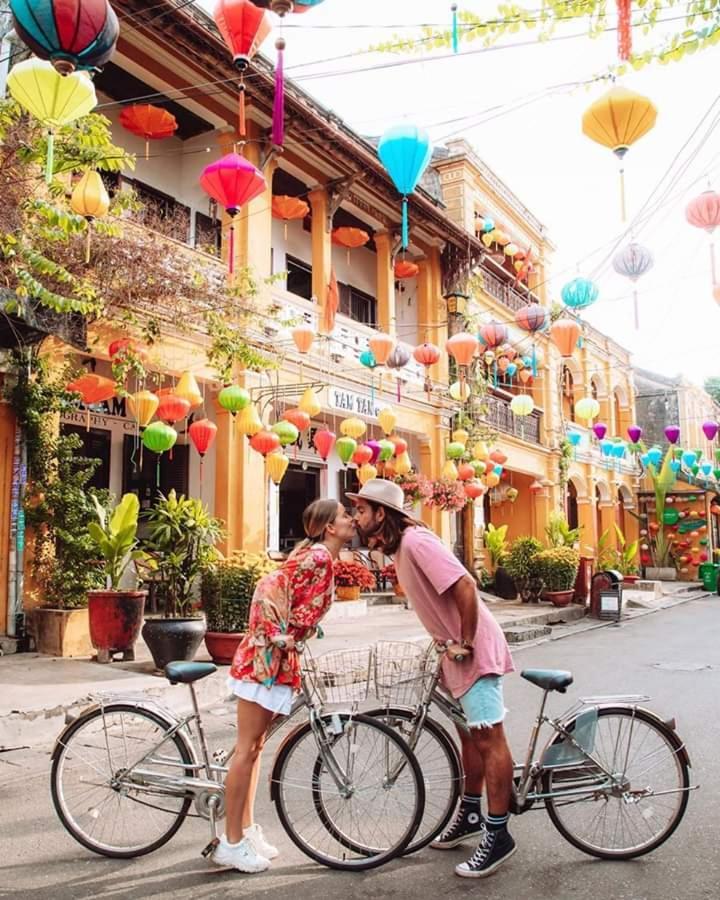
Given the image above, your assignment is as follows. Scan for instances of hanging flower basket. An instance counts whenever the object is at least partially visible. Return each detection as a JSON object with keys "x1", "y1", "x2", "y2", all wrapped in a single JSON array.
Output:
[
  {"x1": 424, "y1": 479, "x2": 467, "y2": 512},
  {"x1": 393, "y1": 474, "x2": 430, "y2": 506}
]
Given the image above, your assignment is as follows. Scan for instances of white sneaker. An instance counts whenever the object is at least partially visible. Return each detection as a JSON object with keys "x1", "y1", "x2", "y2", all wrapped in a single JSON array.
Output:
[
  {"x1": 244, "y1": 823, "x2": 279, "y2": 860},
  {"x1": 212, "y1": 835, "x2": 270, "y2": 873}
]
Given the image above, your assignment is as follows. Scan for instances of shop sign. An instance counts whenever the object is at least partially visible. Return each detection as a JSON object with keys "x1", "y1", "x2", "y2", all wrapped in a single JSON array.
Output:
[{"x1": 327, "y1": 387, "x2": 379, "y2": 420}]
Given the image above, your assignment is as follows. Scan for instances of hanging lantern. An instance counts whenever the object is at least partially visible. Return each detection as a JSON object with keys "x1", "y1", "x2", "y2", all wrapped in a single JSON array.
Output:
[
  {"x1": 627, "y1": 424, "x2": 642, "y2": 443},
  {"x1": 592, "y1": 422, "x2": 608, "y2": 440},
  {"x1": 394, "y1": 259, "x2": 419, "y2": 279},
  {"x1": 272, "y1": 420, "x2": 299, "y2": 447},
  {"x1": 582, "y1": 86, "x2": 657, "y2": 221},
  {"x1": 386, "y1": 344, "x2": 411, "y2": 370},
  {"x1": 267, "y1": 451, "x2": 290, "y2": 485},
  {"x1": 378, "y1": 407, "x2": 397, "y2": 436},
  {"x1": 142, "y1": 421, "x2": 177, "y2": 454},
  {"x1": 703, "y1": 421, "x2": 719, "y2": 441},
  {"x1": 449, "y1": 381, "x2": 471, "y2": 403},
  {"x1": 664, "y1": 425, "x2": 681, "y2": 444},
  {"x1": 299, "y1": 387, "x2": 321, "y2": 418},
  {"x1": 446, "y1": 442, "x2": 465, "y2": 460},
  {"x1": 67, "y1": 372, "x2": 115, "y2": 429},
  {"x1": 447, "y1": 331, "x2": 479, "y2": 375},
  {"x1": 515, "y1": 304, "x2": 548, "y2": 335},
  {"x1": 332, "y1": 227, "x2": 370, "y2": 264},
  {"x1": 127, "y1": 390, "x2": 159, "y2": 428},
  {"x1": 575, "y1": 397, "x2": 601, "y2": 423},
  {"x1": 119, "y1": 104, "x2": 178, "y2": 160},
  {"x1": 478, "y1": 321, "x2": 508, "y2": 350},
  {"x1": 365, "y1": 441, "x2": 382, "y2": 464},
  {"x1": 561, "y1": 277, "x2": 599, "y2": 311},
  {"x1": 200, "y1": 153, "x2": 266, "y2": 274},
  {"x1": 213, "y1": 0, "x2": 271, "y2": 136},
  {"x1": 377, "y1": 124, "x2": 433, "y2": 250},
  {"x1": 391, "y1": 436, "x2": 408, "y2": 456},
  {"x1": 174, "y1": 372, "x2": 203, "y2": 410},
  {"x1": 489, "y1": 449, "x2": 508, "y2": 466},
  {"x1": 358, "y1": 462, "x2": 378, "y2": 485},
  {"x1": 457, "y1": 463, "x2": 474, "y2": 482},
  {"x1": 452, "y1": 428, "x2": 469, "y2": 446},
  {"x1": 272, "y1": 195, "x2": 309, "y2": 238},
  {"x1": 70, "y1": 170, "x2": 109, "y2": 263},
  {"x1": 485, "y1": 472, "x2": 500, "y2": 489},
  {"x1": 413, "y1": 342, "x2": 440, "y2": 394},
  {"x1": 283, "y1": 408, "x2": 311, "y2": 432},
  {"x1": 237, "y1": 403, "x2": 262, "y2": 437},
  {"x1": 504, "y1": 242, "x2": 520, "y2": 257},
  {"x1": 218, "y1": 384, "x2": 250, "y2": 417},
  {"x1": 360, "y1": 349, "x2": 377, "y2": 370},
  {"x1": 156, "y1": 392, "x2": 191, "y2": 426},
  {"x1": 7, "y1": 59, "x2": 97, "y2": 182},
  {"x1": 510, "y1": 395, "x2": 534, "y2": 417},
  {"x1": 250, "y1": 429, "x2": 281, "y2": 456},
  {"x1": 352, "y1": 444, "x2": 373, "y2": 466},
  {"x1": 612, "y1": 242, "x2": 654, "y2": 327},
  {"x1": 395, "y1": 451, "x2": 412, "y2": 476},
  {"x1": 442, "y1": 460, "x2": 459, "y2": 481},
  {"x1": 464, "y1": 481, "x2": 485, "y2": 501},
  {"x1": 368, "y1": 332, "x2": 395, "y2": 366},
  {"x1": 550, "y1": 319, "x2": 581, "y2": 358},
  {"x1": 340, "y1": 417, "x2": 366, "y2": 440},
  {"x1": 10, "y1": 0, "x2": 119, "y2": 75},
  {"x1": 686, "y1": 190, "x2": 720, "y2": 288},
  {"x1": 313, "y1": 429, "x2": 336, "y2": 460},
  {"x1": 189, "y1": 418, "x2": 218, "y2": 457},
  {"x1": 378, "y1": 439, "x2": 395, "y2": 463},
  {"x1": 473, "y1": 442, "x2": 489, "y2": 461}
]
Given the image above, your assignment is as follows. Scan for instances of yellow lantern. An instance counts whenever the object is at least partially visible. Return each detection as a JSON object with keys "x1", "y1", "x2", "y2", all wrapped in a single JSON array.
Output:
[
  {"x1": 7, "y1": 59, "x2": 97, "y2": 183},
  {"x1": 504, "y1": 243, "x2": 520, "y2": 257},
  {"x1": 299, "y1": 387, "x2": 321, "y2": 418},
  {"x1": 175, "y1": 372, "x2": 203, "y2": 409},
  {"x1": 237, "y1": 403, "x2": 262, "y2": 437},
  {"x1": 473, "y1": 441, "x2": 489, "y2": 461},
  {"x1": 70, "y1": 171, "x2": 109, "y2": 262},
  {"x1": 494, "y1": 230, "x2": 511, "y2": 246},
  {"x1": 575, "y1": 397, "x2": 600, "y2": 423},
  {"x1": 482, "y1": 230, "x2": 496, "y2": 248},
  {"x1": 582, "y1": 86, "x2": 657, "y2": 221},
  {"x1": 442, "y1": 460, "x2": 458, "y2": 481},
  {"x1": 340, "y1": 417, "x2": 366, "y2": 440},
  {"x1": 486, "y1": 472, "x2": 500, "y2": 488},
  {"x1": 267, "y1": 451, "x2": 289, "y2": 485},
  {"x1": 127, "y1": 389, "x2": 159, "y2": 427},
  {"x1": 452, "y1": 428, "x2": 469, "y2": 446},
  {"x1": 449, "y1": 381, "x2": 471, "y2": 403},
  {"x1": 395, "y1": 451, "x2": 412, "y2": 476},
  {"x1": 358, "y1": 462, "x2": 377, "y2": 485},
  {"x1": 510, "y1": 395, "x2": 534, "y2": 417},
  {"x1": 378, "y1": 407, "x2": 397, "y2": 436}
]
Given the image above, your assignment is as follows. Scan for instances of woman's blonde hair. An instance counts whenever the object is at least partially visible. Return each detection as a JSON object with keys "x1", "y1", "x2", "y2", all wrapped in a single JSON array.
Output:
[{"x1": 289, "y1": 499, "x2": 340, "y2": 556}]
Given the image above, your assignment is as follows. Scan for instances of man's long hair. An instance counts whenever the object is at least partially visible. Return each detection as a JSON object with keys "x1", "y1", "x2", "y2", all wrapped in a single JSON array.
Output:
[{"x1": 368, "y1": 503, "x2": 427, "y2": 555}]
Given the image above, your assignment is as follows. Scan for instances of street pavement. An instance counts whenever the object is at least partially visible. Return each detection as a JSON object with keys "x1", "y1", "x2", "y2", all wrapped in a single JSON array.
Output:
[{"x1": 1, "y1": 594, "x2": 718, "y2": 900}]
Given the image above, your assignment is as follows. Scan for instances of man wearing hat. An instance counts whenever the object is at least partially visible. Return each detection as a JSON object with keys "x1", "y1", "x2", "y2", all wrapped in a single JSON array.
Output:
[{"x1": 348, "y1": 479, "x2": 516, "y2": 879}]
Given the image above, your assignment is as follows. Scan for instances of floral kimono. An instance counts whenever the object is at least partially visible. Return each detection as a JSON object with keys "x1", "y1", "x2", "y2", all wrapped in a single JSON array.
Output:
[{"x1": 229, "y1": 544, "x2": 334, "y2": 691}]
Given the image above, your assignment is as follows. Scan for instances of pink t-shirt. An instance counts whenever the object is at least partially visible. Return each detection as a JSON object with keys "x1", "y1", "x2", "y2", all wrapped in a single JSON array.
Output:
[{"x1": 394, "y1": 526, "x2": 515, "y2": 698}]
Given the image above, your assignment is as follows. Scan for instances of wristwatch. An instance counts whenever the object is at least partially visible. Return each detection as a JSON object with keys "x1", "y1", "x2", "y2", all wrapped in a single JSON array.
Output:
[{"x1": 460, "y1": 640, "x2": 474, "y2": 651}]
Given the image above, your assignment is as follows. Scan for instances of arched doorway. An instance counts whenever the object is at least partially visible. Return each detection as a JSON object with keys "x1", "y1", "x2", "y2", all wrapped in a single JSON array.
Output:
[
  {"x1": 562, "y1": 366, "x2": 575, "y2": 423},
  {"x1": 595, "y1": 485, "x2": 603, "y2": 543},
  {"x1": 566, "y1": 480, "x2": 579, "y2": 530}
]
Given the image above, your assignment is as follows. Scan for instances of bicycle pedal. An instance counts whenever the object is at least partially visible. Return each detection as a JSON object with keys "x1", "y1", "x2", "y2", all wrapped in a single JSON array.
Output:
[{"x1": 201, "y1": 838, "x2": 219, "y2": 858}]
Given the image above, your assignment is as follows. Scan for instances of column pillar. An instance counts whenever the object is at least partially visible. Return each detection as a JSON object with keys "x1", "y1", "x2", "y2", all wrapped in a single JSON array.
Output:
[
  {"x1": 531, "y1": 485, "x2": 552, "y2": 542},
  {"x1": 598, "y1": 501, "x2": 616, "y2": 546},
  {"x1": 237, "y1": 136, "x2": 274, "y2": 281},
  {"x1": 308, "y1": 187, "x2": 332, "y2": 331},
  {"x1": 428, "y1": 246, "x2": 449, "y2": 385},
  {"x1": 576, "y1": 497, "x2": 596, "y2": 558},
  {"x1": 418, "y1": 441, "x2": 436, "y2": 531},
  {"x1": 0, "y1": 403, "x2": 15, "y2": 636},
  {"x1": 374, "y1": 231, "x2": 396, "y2": 336}
]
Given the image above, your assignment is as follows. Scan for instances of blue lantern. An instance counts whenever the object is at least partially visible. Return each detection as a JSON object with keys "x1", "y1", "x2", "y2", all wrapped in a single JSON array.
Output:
[
  {"x1": 561, "y1": 277, "x2": 599, "y2": 311},
  {"x1": 493, "y1": 464, "x2": 503, "y2": 476},
  {"x1": 600, "y1": 439, "x2": 614, "y2": 457},
  {"x1": 506, "y1": 362, "x2": 517, "y2": 377},
  {"x1": 646, "y1": 447, "x2": 663, "y2": 467},
  {"x1": 567, "y1": 431, "x2": 582, "y2": 447},
  {"x1": 359, "y1": 350, "x2": 376, "y2": 369},
  {"x1": 701, "y1": 461, "x2": 713, "y2": 476},
  {"x1": 640, "y1": 453, "x2": 651, "y2": 467},
  {"x1": 482, "y1": 216, "x2": 495, "y2": 233},
  {"x1": 10, "y1": 0, "x2": 119, "y2": 75},
  {"x1": 612, "y1": 442, "x2": 626, "y2": 458},
  {"x1": 682, "y1": 450, "x2": 697, "y2": 468},
  {"x1": 378, "y1": 124, "x2": 433, "y2": 249},
  {"x1": 670, "y1": 460, "x2": 681, "y2": 473}
]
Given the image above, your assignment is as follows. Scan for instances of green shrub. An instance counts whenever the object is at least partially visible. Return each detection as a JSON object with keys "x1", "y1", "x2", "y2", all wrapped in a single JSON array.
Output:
[
  {"x1": 531, "y1": 547, "x2": 580, "y2": 592},
  {"x1": 202, "y1": 552, "x2": 278, "y2": 633},
  {"x1": 505, "y1": 536, "x2": 543, "y2": 581}
]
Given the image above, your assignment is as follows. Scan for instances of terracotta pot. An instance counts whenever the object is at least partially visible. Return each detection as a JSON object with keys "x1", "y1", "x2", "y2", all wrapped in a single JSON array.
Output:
[
  {"x1": 142, "y1": 617, "x2": 206, "y2": 670},
  {"x1": 544, "y1": 589, "x2": 574, "y2": 608},
  {"x1": 88, "y1": 590, "x2": 146, "y2": 663},
  {"x1": 622, "y1": 574, "x2": 639, "y2": 584},
  {"x1": 336, "y1": 585, "x2": 361, "y2": 602},
  {"x1": 205, "y1": 631, "x2": 244, "y2": 666}
]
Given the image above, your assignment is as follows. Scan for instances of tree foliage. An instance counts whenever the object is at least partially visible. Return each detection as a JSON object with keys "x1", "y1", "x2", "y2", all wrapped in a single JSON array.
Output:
[{"x1": 703, "y1": 375, "x2": 720, "y2": 405}]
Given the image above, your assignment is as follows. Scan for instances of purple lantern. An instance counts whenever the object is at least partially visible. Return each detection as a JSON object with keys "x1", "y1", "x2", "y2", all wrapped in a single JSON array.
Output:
[
  {"x1": 702, "y1": 421, "x2": 719, "y2": 441},
  {"x1": 365, "y1": 440, "x2": 381, "y2": 465},
  {"x1": 592, "y1": 422, "x2": 607, "y2": 440},
  {"x1": 627, "y1": 424, "x2": 642, "y2": 444},
  {"x1": 664, "y1": 425, "x2": 681, "y2": 445}
]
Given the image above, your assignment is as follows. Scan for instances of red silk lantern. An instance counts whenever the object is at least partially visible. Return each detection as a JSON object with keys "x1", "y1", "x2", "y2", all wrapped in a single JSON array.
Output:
[
  {"x1": 188, "y1": 418, "x2": 217, "y2": 457},
  {"x1": 283, "y1": 408, "x2": 311, "y2": 431},
  {"x1": 369, "y1": 333, "x2": 395, "y2": 366},
  {"x1": 519, "y1": 369, "x2": 533, "y2": 385},
  {"x1": 446, "y1": 332, "x2": 479, "y2": 367},
  {"x1": 464, "y1": 481, "x2": 485, "y2": 500},
  {"x1": 250, "y1": 429, "x2": 281, "y2": 456},
  {"x1": 272, "y1": 195, "x2": 309, "y2": 237},
  {"x1": 394, "y1": 259, "x2": 419, "y2": 279},
  {"x1": 413, "y1": 341, "x2": 440, "y2": 394},
  {"x1": 479, "y1": 322, "x2": 508, "y2": 349},
  {"x1": 457, "y1": 463, "x2": 475, "y2": 481},
  {"x1": 119, "y1": 105, "x2": 178, "y2": 159},
  {"x1": 313, "y1": 429, "x2": 336, "y2": 460},
  {"x1": 489, "y1": 449, "x2": 508, "y2": 466},
  {"x1": 291, "y1": 324, "x2": 314, "y2": 353},
  {"x1": 391, "y1": 436, "x2": 408, "y2": 456},
  {"x1": 550, "y1": 319, "x2": 581, "y2": 357},
  {"x1": 157, "y1": 392, "x2": 190, "y2": 425},
  {"x1": 352, "y1": 444, "x2": 373, "y2": 466}
]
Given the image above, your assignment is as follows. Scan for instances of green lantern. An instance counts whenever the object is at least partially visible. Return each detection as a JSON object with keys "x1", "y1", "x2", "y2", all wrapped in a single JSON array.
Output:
[
  {"x1": 336, "y1": 435, "x2": 357, "y2": 466},
  {"x1": 662, "y1": 508, "x2": 680, "y2": 525},
  {"x1": 673, "y1": 448, "x2": 684, "y2": 460},
  {"x1": 218, "y1": 385, "x2": 250, "y2": 417},
  {"x1": 142, "y1": 421, "x2": 177, "y2": 454},
  {"x1": 272, "y1": 420, "x2": 299, "y2": 447},
  {"x1": 714, "y1": 469, "x2": 720, "y2": 480},
  {"x1": 378, "y1": 439, "x2": 395, "y2": 462},
  {"x1": 715, "y1": 448, "x2": 720, "y2": 463},
  {"x1": 446, "y1": 441, "x2": 465, "y2": 460},
  {"x1": 691, "y1": 464, "x2": 700, "y2": 476},
  {"x1": 471, "y1": 460, "x2": 486, "y2": 476},
  {"x1": 693, "y1": 449, "x2": 703, "y2": 460}
]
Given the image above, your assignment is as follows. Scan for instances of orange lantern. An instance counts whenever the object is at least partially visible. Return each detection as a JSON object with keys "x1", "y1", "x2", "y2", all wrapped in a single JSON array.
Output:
[
  {"x1": 283, "y1": 408, "x2": 311, "y2": 432},
  {"x1": 457, "y1": 463, "x2": 475, "y2": 481},
  {"x1": 291, "y1": 324, "x2": 314, "y2": 354},
  {"x1": 465, "y1": 480, "x2": 486, "y2": 501},
  {"x1": 272, "y1": 195, "x2": 309, "y2": 238},
  {"x1": 489, "y1": 449, "x2": 508, "y2": 466},
  {"x1": 352, "y1": 444, "x2": 373, "y2": 466},
  {"x1": 369, "y1": 333, "x2": 395, "y2": 366},
  {"x1": 67, "y1": 373, "x2": 116, "y2": 429},
  {"x1": 413, "y1": 341, "x2": 440, "y2": 394},
  {"x1": 250, "y1": 429, "x2": 281, "y2": 457},
  {"x1": 519, "y1": 369, "x2": 533, "y2": 385},
  {"x1": 446, "y1": 332, "x2": 479, "y2": 367},
  {"x1": 156, "y1": 392, "x2": 191, "y2": 426},
  {"x1": 119, "y1": 104, "x2": 178, "y2": 159},
  {"x1": 394, "y1": 259, "x2": 419, "y2": 279},
  {"x1": 550, "y1": 319, "x2": 581, "y2": 358},
  {"x1": 332, "y1": 226, "x2": 369, "y2": 264}
]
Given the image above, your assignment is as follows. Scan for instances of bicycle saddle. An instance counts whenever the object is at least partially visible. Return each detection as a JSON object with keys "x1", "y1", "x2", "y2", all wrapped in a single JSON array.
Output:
[
  {"x1": 521, "y1": 669, "x2": 573, "y2": 693},
  {"x1": 164, "y1": 661, "x2": 217, "y2": 684}
]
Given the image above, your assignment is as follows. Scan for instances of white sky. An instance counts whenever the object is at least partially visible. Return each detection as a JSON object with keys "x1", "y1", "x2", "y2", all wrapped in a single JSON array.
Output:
[{"x1": 199, "y1": 1, "x2": 720, "y2": 387}]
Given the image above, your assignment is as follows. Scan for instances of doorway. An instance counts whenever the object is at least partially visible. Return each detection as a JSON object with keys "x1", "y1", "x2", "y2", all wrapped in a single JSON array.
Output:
[{"x1": 279, "y1": 463, "x2": 321, "y2": 553}]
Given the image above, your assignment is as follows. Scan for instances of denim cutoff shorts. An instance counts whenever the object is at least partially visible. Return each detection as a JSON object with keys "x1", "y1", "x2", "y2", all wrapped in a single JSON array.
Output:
[{"x1": 458, "y1": 675, "x2": 506, "y2": 730}]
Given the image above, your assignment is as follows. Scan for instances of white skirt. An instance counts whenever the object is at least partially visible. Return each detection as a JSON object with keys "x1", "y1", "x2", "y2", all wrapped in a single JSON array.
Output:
[{"x1": 227, "y1": 677, "x2": 294, "y2": 716}]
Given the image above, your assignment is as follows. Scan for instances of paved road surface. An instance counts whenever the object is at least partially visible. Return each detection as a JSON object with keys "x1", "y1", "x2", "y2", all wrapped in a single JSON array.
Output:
[{"x1": 2, "y1": 596, "x2": 718, "y2": 900}]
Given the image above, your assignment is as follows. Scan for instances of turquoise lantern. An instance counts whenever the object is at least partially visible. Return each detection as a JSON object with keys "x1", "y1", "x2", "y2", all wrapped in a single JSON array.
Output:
[
  {"x1": 378, "y1": 124, "x2": 433, "y2": 249},
  {"x1": 561, "y1": 277, "x2": 599, "y2": 311}
]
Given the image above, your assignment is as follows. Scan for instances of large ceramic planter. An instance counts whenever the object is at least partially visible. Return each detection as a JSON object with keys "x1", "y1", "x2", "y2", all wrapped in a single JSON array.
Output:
[
  {"x1": 33, "y1": 608, "x2": 92, "y2": 658},
  {"x1": 544, "y1": 589, "x2": 574, "y2": 608},
  {"x1": 205, "y1": 631, "x2": 244, "y2": 666},
  {"x1": 645, "y1": 567, "x2": 676, "y2": 581},
  {"x1": 142, "y1": 617, "x2": 206, "y2": 671},
  {"x1": 88, "y1": 590, "x2": 146, "y2": 663},
  {"x1": 336, "y1": 586, "x2": 361, "y2": 602}
]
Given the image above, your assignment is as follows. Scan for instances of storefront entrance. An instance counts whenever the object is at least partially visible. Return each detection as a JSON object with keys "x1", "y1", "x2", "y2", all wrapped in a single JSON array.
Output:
[{"x1": 279, "y1": 463, "x2": 321, "y2": 553}]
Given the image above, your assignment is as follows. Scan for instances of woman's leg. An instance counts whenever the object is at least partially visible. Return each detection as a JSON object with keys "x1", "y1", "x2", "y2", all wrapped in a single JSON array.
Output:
[
  {"x1": 241, "y1": 726, "x2": 270, "y2": 828},
  {"x1": 225, "y1": 699, "x2": 275, "y2": 844}
]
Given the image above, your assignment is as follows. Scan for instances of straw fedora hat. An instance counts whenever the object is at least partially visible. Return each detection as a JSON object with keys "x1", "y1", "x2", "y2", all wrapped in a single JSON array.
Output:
[{"x1": 346, "y1": 479, "x2": 420, "y2": 518}]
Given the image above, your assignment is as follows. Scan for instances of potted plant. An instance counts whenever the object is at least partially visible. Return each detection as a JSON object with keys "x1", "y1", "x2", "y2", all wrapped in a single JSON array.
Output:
[
  {"x1": 598, "y1": 525, "x2": 640, "y2": 582},
  {"x1": 87, "y1": 493, "x2": 149, "y2": 663},
  {"x1": 545, "y1": 511, "x2": 582, "y2": 548},
  {"x1": 505, "y1": 536, "x2": 543, "y2": 603},
  {"x1": 483, "y1": 523, "x2": 515, "y2": 599},
  {"x1": 201, "y1": 553, "x2": 278, "y2": 665},
  {"x1": 531, "y1": 547, "x2": 580, "y2": 607},
  {"x1": 333, "y1": 559, "x2": 376, "y2": 601},
  {"x1": 380, "y1": 562, "x2": 405, "y2": 597},
  {"x1": 141, "y1": 490, "x2": 224, "y2": 670}
]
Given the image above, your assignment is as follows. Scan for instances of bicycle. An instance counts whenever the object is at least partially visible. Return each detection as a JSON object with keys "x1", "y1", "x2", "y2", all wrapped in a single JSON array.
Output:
[
  {"x1": 50, "y1": 644, "x2": 425, "y2": 872},
  {"x1": 367, "y1": 641, "x2": 698, "y2": 860}
]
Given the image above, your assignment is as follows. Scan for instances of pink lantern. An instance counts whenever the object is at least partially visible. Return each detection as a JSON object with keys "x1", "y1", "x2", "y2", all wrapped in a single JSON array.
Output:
[
  {"x1": 592, "y1": 422, "x2": 607, "y2": 440},
  {"x1": 627, "y1": 424, "x2": 642, "y2": 443},
  {"x1": 686, "y1": 190, "x2": 720, "y2": 286},
  {"x1": 365, "y1": 440, "x2": 381, "y2": 464},
  {"x1": 313, "y1": 429, "x2": 336, "y2": 460},
  {"x1": 702, "y1": 421, "x2": 719, "y2": 441}
]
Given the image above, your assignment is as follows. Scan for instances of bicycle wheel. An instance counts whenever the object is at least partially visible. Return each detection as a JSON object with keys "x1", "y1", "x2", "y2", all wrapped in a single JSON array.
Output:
[
  {"x1": 51, "y1": 703, "x2": 195, "y2": 858},
  {"x1": 366, "y1": 707, "x2": 463, "y2": 854},
  {"x1": 543, "y1": 706, "x2": 691, "y2": 860},
  {"x1": 271, "y1": 712, "x2": 424, "y2": 870}
]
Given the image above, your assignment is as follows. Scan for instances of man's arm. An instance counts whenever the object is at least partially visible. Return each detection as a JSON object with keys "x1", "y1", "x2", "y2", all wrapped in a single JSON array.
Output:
[{"x1": 443, "y1": 575, "x2": 478, "y2": 655}]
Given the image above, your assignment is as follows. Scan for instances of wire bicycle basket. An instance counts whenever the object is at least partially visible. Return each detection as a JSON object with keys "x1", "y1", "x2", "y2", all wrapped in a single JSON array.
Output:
[
  {"x1": 301, "y1": 646, "x2": 373, "y2": 706},
  {"x1": 373, "y1": 641, "x2": 435, "y2": 707}
]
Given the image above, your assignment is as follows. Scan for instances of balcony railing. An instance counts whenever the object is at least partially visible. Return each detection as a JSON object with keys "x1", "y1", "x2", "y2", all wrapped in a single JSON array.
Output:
[
  {"x1": 485, "y1": 393, "x2": 543, "y2": 444},
  {"x1": 478, "y1": 265, "x2": 537, "y2": 313}
]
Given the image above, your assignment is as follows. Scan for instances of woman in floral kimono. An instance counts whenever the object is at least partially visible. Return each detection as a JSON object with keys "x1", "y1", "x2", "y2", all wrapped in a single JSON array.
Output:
[{"x1": 213, "y1": 499, "x2": 355, "y2": 874}]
